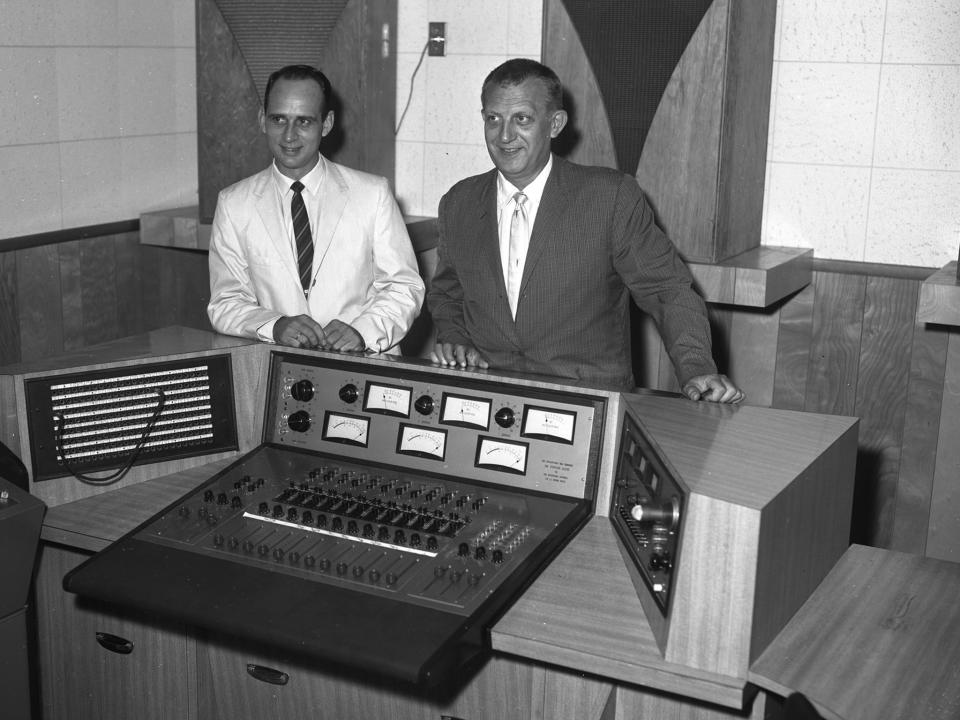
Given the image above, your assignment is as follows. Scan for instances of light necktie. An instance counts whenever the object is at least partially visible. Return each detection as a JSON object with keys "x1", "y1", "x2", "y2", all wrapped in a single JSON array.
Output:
[
  {"x1": 290, "y1": 181, "x2": 313, "y2": 295},
  {"x1": 507, "y1": 191, "x2": 528, "y2": 317}
]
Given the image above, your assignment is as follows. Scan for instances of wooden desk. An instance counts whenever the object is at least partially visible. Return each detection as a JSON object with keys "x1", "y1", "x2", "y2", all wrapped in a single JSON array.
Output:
[{"x1": 750, "y1": 544, "x2": 960, "y2": 720}]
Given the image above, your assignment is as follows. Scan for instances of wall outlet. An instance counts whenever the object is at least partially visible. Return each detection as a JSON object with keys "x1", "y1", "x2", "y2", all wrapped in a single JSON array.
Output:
[{"x1": 428, "y1": 22, "x2": 446, "y2": 56}]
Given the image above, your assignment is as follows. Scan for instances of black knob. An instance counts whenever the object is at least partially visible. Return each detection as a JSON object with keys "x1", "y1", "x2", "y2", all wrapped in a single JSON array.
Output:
[
  {"x1": 414, "y1": 395, "x2": 435, "y2": 415},
  {"x1": 319, "y1": 558, "x2": 332, "y2": 572},
  {"x1": 492, "y1": 549, "x2": 504, "y2": 565},
  {"x1": 494, "y1": 407, "x2": 515, "y2": 428},
  {"x1": 287, "y1": 410, "x2": 311, "y2": 432},
  {"x1": 458, "y1": 542, "x2": 470, "y2": 557},
  {"x1": 474, "y1": 546, "x2": 486, "y2": 561},
  {"x1": 336, "y1": 561, "x2": 348, "y2": 576},
  {"x1": 291, "y1": 379, "x2": 314, "y2": 402},
  {"x1": 288, "y1": 551, "x2": 301, "y2": 565},
  {"x1": 272, "y1": 547, "x2": 285, "y2": 561},
  {"x1": 304, "y1": 555, "x2": 316, "y2": 568},
  {"x1": 339, "y1": 384, "x2": 359, "y2": 403},
  {"x1": 369, "y1": 569, "x2": 380, "y2": 583}
]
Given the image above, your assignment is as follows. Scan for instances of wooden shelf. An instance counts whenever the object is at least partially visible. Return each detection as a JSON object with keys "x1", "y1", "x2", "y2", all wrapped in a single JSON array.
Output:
[
  {"x1": 140, "y1": 207, "x2": 439, "y2": 255},
  {"x1": 917, "y1": 261, "x2": 960, "y2": 325},
  {"x1": 688, "y1": 247, "x2": 813, "y2": 308},
  {"x1": 140, "y1": 206, "x2": 211, "y2": 251}
]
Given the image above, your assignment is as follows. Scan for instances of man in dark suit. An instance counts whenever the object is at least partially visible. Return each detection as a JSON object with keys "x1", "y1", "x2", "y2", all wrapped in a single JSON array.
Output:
[{"x1": 427, "y1": 58, "x2": 742, "y2": 402}]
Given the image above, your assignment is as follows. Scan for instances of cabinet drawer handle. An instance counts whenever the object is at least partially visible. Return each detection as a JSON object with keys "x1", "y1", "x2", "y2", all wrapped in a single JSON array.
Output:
[
  {"x1": 246, "y1": 663, "x2": 289, "y2": 686},
  {"x1": 95, "y1": 632, "x2": 134, "y2": 655}
]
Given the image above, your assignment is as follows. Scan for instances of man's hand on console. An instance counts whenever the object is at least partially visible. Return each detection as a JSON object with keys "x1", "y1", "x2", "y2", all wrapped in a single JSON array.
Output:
[
  {"x1": 431, "y1": 342, "x2": 490, "y2": 369},
  {"x1": 273, "y1": 315, "x2": 327, "y2": 348},
  {"x1": 322, "y1": 320, "x2": 365, "y2": 352},
  {"x1": 682, "y1": 374, "x2": 745, "y2": 404}
]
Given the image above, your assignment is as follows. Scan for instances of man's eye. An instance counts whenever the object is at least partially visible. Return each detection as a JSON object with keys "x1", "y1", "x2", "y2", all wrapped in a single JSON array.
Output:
[
  {"x1": 516, "y1": 115, "x2": 530, "y2": 124},
  {"x1": 298, "y1": 118, "x2": 313, "y2": 127}
]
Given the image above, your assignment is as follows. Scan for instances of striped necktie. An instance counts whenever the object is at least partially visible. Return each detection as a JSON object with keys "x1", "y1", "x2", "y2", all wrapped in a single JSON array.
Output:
[{"x1": 290, "y1": 181, "x2": 313, "y2": 295}]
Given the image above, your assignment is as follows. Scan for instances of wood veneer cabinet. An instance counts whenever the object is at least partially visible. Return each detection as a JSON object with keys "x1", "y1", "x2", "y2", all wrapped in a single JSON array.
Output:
[
  {"x1": 196, "y1": 639, "x2": 540, "y2": 720},
  {"x1": 34, "y1": 545, "x2": 198, "y2": 720}
]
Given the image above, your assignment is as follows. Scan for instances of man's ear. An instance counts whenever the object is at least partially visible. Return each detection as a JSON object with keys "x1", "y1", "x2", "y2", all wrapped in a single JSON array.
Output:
[
  {"x1": 550, "y1": 109, "x2": 568, "y2": 138},
  {"x1": 321, "y1": 110, "x2": 335, "y2": 138},
  {"x1": 258, "y1": 107, "x2": 266, "y2": 134}
]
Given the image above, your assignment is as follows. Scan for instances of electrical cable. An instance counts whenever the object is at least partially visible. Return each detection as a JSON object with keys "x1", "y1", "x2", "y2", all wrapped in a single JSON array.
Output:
[
  {"x1": 395, "y1": 40, "x2": 430, "y2": 136},
  {"x1": 54, "y1": 388, "x2": 167, "y2": 486}
]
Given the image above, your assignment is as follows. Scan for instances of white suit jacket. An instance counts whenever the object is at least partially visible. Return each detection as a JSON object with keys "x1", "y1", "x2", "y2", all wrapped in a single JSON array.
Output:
[{"x1": 207, "y1": 157, "x2": 425, "y2": 353}]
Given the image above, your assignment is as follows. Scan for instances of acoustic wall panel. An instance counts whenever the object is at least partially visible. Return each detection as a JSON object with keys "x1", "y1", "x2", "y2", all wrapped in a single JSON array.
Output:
[
  {"x1": 544, "y1": 0, "x2": 776, "y2": 263},
  {"x1": 197, "y1": 0, "x2": 395, "y2": 224}
]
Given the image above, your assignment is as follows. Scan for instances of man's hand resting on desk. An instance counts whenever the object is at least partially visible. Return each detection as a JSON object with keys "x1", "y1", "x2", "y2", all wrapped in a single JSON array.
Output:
[
  {"x1": 273, "y1": 316, "x2": 365, "y2": 352},
  {"x1": 431, "y1": 342, "x2": 489, "y2": 369},
  {"x1": 682, "y1": 374, "x2": 745, "y2": 404},
  {"x1": 274, "y1": 315, "x2": 327, "y2": 348}
]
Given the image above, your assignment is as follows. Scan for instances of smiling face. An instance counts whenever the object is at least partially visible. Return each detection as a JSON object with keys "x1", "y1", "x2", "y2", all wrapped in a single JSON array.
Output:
[
  {"x1": 481, "y1": 77, "x2": 567, "y2": 189},
  {"x1": 259, "y1": 77, "x2": 334, "y2": 180}
]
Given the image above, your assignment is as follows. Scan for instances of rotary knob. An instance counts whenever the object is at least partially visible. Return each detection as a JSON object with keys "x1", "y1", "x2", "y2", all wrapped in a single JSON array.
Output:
[
  {"x1": 287, "y1": 410, "x2": 311, "y2": 433},
  {"x1": 290, "y1": 379, "x2": 314, "y2": 402},
  {"x1": 494, "y1": 407, "x2": 515, "y2": 428},
  {"x1": 338, "y1": 383, "x2": 359, "y2": 403},
  {"x1": 414, "y1": 394, "x2": 435, "y2": 415}
]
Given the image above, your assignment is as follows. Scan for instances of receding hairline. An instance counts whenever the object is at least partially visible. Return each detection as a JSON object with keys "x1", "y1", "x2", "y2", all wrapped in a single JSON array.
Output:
[
  {"x1": 481, "y1": 60, "x2": 563, "y2": 111},
  {"x1": 263, "y1": 65, "x2": 332, "y2": 114}
]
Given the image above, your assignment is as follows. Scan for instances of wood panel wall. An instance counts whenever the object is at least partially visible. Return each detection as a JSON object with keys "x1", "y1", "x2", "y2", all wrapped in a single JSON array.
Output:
[
  {"x1": 0, "y1": 233, "x2": 210, "y2": 368},
  {"x1": 639, "y1": 262, "x2": 954, "y2": 560}
]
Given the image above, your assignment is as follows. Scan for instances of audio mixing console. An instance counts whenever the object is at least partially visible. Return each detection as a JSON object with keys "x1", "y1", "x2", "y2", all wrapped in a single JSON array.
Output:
[{"x1": 65, "y1": 351, "x2": 611, "y2": 685}]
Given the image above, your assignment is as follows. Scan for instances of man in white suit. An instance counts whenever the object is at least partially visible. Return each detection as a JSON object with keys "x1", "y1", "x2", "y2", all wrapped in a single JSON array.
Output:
[{"x1": 208, "y1": 65, "x2": 424, "y2": 353}]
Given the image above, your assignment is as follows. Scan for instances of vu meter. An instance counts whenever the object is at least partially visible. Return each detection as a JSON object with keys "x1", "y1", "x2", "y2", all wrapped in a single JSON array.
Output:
[
  {"x1": 364, "y1": 382, "x2": 412, "y2": 417},
  {"x1": 441, "y1": 393, "x2": 491, "y2": 429},
  {"x1": 323, "y1": 412, "x2": 370, "y2": 447},
  {"x1": 398, "y1": 424, "x2": 447, "y2": 460},
  {"x1": 476, "y1": 436, "x2": 528, "y2": 474}
]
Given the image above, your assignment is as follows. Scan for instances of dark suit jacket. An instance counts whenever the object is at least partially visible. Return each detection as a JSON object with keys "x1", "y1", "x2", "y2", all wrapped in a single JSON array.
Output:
[{"x1": 428, "y1": 156, "x2": 717, "y2": 391}]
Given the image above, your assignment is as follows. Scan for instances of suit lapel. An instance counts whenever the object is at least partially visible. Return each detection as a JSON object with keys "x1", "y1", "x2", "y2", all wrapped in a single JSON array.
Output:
[
  {"x1": 253, "y1": 168, "x2": 301, "y2": 287},
  {"x1": 519, "y1": 157, "x2": 567, "y2": 296},
  {"x1": 475, "y1": 173, "x2": 505, "y2": 295},
  {"x1": 314, "y1": 158, "x2": 347, "y2": 273}
]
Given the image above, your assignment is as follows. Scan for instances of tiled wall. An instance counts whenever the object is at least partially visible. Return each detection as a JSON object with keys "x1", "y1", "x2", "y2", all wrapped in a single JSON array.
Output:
[
  {"x1": 763, "y1": 0, "x2": 960, "y2": 266},
  {"x1": 393, "y1": 0, "x2": 543, "y2": 219},
  {"x1": 396, "y1": 0, "x2": 960, "y2": 268},
  {"x1": 3, "y1": 0, "x2": 959, "y2": 268},
  {"x1": 0, "y1": 0, "x2": 197, "y2": 239}
]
